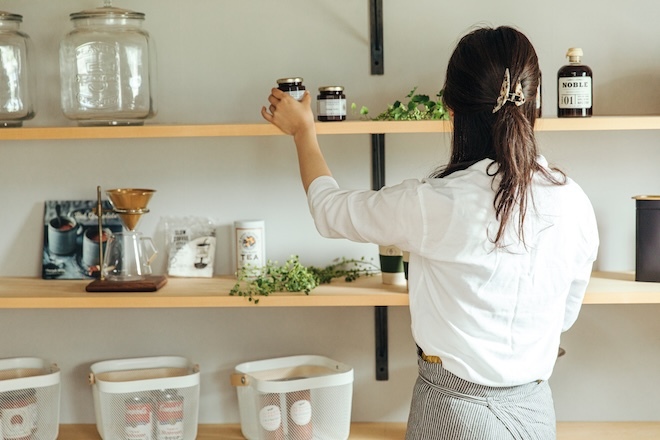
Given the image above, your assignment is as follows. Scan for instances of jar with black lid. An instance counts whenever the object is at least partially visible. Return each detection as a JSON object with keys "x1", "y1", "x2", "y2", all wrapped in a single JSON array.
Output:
[
  {"x1": 277, "y1": 77, "x2": 305, "y2": 101},
  {"x1": 317, "y1": 86, "x2": 346, "y2": 122}
]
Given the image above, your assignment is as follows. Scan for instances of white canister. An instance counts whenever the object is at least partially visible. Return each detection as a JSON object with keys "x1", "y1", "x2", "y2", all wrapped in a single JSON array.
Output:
[{"x1": 234, "y1": 220, "x2": 266, "y2": 275}]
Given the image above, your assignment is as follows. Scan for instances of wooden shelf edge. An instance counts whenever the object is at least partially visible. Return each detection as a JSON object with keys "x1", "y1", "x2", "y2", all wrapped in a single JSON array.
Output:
[
  {"x1": 0, "y1": 271, "x2": 658, "y2": 309},
  {"x1": 3, "y1": 116, "x2": 660, "y2": 140},
  {"x1": 0, "y1": 275, "x2": 410, "y2": 309},
  {"x1": 58, "y1": 422, "x2": 660, "y2": 440},
  {"x1": 584, "y1": 271, "x2": 660, "y2": 304}
]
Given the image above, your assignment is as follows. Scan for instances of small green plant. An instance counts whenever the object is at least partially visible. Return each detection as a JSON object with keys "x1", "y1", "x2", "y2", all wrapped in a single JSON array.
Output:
[
  {"x1": 352, "y1": 87, "x2": 450, "y2": 121},
  {"x1": 308, "y1": 256, "x2": 380, "y2": 284},
  {"x1": 230, "y1": 255, "x2": 379, "y2": 304}
]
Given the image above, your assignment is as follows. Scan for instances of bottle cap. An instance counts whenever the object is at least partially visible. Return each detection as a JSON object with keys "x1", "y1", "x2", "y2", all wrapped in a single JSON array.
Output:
[{"x1": 566, "y1": 48, "x2": 584, "y2": 60}]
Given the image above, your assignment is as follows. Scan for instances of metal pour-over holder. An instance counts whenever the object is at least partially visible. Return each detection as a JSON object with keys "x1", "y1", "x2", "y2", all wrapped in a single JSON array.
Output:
[{"x1": 85, "y1": 186, "x2": 167, "y2": 292}]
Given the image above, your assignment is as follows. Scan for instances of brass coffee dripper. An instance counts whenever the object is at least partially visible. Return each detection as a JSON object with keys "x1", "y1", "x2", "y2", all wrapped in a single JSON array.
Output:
[
  {"x1": 105, "y1": 187, "x2": 154, "y2": 232},
  {"x1": 86, "y1": 186, "x2": 166, "y2": 292}
]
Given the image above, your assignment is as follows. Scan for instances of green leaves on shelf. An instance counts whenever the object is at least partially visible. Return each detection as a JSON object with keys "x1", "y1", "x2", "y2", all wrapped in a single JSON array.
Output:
[
  {"x1": 352, "y1": 87, "x2": 450, "y2": 121},
  {"x1": 229, "y1": 256, "x2": 380, "y2": 304}
]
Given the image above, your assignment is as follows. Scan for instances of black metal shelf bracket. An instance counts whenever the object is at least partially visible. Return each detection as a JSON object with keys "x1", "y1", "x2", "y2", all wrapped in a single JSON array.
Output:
[
  {"x1": 370, "y1": 0, "x2": 384, "y2": 75},
  {"x1": 371, "y1": 133, "x2": 388, "y2": 381}
]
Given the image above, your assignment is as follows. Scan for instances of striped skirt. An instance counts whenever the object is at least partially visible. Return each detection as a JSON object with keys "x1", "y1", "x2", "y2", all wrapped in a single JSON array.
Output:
[{"x1": 406, "y1": 355, "x2": 556, "y2": 440}]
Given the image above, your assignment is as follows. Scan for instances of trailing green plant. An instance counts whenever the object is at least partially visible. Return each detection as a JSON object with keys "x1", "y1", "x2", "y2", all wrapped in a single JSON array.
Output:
[
  {"x1": 229, "y1": 255, "x2": 379, "y2": 304},
  {"x1": 308, "y1": 256, "x2": 380, "y2": 284},
  {"x1": 352, "y1": 87, "x2": 450, "y2": 121}
]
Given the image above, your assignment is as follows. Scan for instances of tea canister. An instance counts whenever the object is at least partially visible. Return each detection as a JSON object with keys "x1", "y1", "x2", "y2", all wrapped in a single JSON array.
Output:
[
  {"x1": 0, "y1": 11, "x2": 36, "y2": 127},
  {"x1": 234, "y1": 220, "x2": 266, "y2": 277},
  {"x1": 59, "y1": 5, "x2": 157, "y2": 126}
]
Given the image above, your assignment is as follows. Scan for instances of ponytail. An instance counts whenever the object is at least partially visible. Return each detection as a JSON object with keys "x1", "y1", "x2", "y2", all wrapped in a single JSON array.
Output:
[{"x1": 490, "y1": 103, "x2": 539, "y2": 245}]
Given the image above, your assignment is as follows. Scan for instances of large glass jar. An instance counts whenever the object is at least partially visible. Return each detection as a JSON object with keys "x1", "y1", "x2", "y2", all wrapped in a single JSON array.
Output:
[
  {"x1": 59, "y1": 6, "x2": 157, "y2": 126},
  {"x1": 0, "y1": 11, "x2": 36, "y2": 127}
]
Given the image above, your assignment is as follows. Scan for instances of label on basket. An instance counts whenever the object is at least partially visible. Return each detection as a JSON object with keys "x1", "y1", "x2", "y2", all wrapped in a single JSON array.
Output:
[
  {"x1": 125, "y1": 397, "x2": 153, "y2": 440},
  {"x1": 126, "y1": 423, "x2": 152, "y2": 440},
  {"x1": 2, "y1": 406, "x2": 32, "y2": 439},
  {"x1": 28, "y1": 400, "x2": 38, "y2": 432},
  {"x1": 156, "y1": 399, "x2": 184, "y2": 440},
  {"x1": 289, "y1": 399, "x2": 312, "y2": 425},
  {"x1": 156, "y1": 420, "x2": 184, "y2": 440},
  {"x1": 259, "y1": 404, "x2": 282, "y2": 431}
]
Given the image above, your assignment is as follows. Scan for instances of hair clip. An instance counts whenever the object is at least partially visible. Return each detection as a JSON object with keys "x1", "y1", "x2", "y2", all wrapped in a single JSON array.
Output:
[{"x1": 492, "y1": 68, "x2": 526, "y2": 113}]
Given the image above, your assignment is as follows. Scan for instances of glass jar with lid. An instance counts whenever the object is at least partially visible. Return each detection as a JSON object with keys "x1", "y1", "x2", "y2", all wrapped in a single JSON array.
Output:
[
  {"x1": 0, "y1": 11, "x2": 36, "y2": 127},
  {"x1": 59, "y1": 5, "x2": 157, "y2": 126}
]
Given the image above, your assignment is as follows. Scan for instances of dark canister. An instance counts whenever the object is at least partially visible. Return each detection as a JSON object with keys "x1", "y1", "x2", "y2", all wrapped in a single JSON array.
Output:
[{"x1": 633, "y1": 195, "x2": 660, "y2": 282}]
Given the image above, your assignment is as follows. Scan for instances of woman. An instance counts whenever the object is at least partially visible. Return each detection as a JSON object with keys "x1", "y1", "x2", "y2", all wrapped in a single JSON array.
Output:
[{"x1": 262, "y1": 26, "x2": 599, "y2": 440}]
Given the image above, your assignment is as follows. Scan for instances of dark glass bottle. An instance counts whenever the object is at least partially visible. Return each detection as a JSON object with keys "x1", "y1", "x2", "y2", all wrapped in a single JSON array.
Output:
[{"x1": 557, "y1": 48, "x2": 592, "y2": 117}]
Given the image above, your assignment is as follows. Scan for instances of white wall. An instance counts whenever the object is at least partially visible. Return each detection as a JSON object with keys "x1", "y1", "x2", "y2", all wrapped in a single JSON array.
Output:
[{"x1": 0, "y1": 0, "x2": 658, "y2": 424}]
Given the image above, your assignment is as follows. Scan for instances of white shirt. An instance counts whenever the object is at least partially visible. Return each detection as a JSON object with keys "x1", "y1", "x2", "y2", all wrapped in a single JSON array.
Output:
[{"x1": 307, "y1": 156, "x2": 599, "y2": 386}]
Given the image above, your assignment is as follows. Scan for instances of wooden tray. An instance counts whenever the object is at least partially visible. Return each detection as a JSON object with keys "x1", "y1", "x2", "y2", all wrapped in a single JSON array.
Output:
[{"x1": 85, "y1": 275, "x2": 167, "y2": 292}]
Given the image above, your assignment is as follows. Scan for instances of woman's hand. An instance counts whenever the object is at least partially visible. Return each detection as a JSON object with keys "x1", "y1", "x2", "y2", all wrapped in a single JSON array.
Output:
[
  {"x1": 261, "y1": 88, "x2": 315, "y2": 138},
  {"x1": 261, "y1": 88, "x2": 331, "y2": 192}
]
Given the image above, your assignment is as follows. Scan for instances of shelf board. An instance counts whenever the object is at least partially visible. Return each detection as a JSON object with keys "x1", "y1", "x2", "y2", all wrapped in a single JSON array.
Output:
[
  {"x1": 584, "y1": 271, "x2": 660, "y2": 304},
  {"x1": 0, "y1": 271, "x2": 657, "y2": 309},
  {"x1": 2, "y1": 116, "x2": 660, "y2": 141},
  {"x1": 0, "y1": 275, "x2": 409, "y2": 309},
  {"x1": 58, "y1": 422, "x2": 660, "y2": 440},
  {"x1": 59, "y1": 423, "x2": 406, "y2": 439}
]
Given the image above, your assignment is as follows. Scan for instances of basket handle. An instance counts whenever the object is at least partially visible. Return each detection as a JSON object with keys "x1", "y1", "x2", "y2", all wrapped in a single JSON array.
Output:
[
  {"x1": 88, "y1": 373, "x2": 96, "y2": 385},
  {"x1": 230, "y1": 373, "x2": 249, "y2": 387}
]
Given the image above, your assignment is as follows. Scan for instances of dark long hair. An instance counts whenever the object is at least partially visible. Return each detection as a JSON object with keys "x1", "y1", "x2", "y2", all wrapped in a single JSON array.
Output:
[{"x1": 433, "y1": 26, "x2": 565, "y2": 246}]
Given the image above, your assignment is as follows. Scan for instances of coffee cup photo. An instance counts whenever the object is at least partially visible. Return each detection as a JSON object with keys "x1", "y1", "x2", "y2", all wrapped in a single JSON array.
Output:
[
  {"x1": 42, "y1": 200, "x2": 124, "y2": 280},
  {"x1": 47, "y1": 215, "x2": 80, "y2": 255}
]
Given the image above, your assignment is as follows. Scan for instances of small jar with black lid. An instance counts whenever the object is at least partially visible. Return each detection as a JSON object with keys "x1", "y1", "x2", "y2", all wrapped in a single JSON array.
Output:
[
  {"x1": 317, "y1": 86, "x2": 346, "y2": 122},
  {"x1": 277, "y1": 77, "x2": 305, "y2": 101}
]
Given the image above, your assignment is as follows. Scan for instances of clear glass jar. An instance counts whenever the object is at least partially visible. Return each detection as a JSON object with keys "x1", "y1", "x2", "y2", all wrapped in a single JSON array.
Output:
[
  {"x1": 59, "y1": 6, "x2": 157, "y2": 126},
  {"x1": 0, "y1": 11, "x2": 36, "y2": 127}
]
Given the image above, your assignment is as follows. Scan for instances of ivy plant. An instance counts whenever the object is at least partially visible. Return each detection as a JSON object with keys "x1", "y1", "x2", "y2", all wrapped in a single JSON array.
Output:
[
  {"x1": 352, "y1": 87, "x2": 450, "y2": 121},
  {"x1": 230, "y1": 255, "x2": 379, "y2": 304}
]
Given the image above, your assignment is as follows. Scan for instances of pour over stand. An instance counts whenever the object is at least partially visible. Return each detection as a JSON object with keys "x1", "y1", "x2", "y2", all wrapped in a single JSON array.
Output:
[{"x1": 85, "y1": 186, "x2": 167, "y2": 292}]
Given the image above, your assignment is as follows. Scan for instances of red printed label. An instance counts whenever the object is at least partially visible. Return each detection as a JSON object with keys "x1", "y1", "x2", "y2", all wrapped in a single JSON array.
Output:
[{"x1": 156, "y1": 400, "x2": 183, "y2": 422}]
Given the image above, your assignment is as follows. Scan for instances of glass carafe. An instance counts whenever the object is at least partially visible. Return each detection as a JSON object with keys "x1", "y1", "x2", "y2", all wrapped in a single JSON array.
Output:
[
  {"x1": 102, "y1": 231, "x2": 157, "y2": 281},
  {"x1": 59, "y1": 5, "x2": 157, "y2": 126},
  {"x1": 0, "y1": 11, "x2": 36, "y2": 127}
]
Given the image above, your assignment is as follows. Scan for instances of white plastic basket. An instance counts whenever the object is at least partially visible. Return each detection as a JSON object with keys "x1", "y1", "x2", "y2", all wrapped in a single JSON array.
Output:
[
  {"x1": 0, "y1": 357, "x2": 61, "y2": 440},
  {"x1": 232, "y1": 355, "x2": 354, "y2": 440},
  {"x1": 89, "y1": 356, "x2": 200, "y2": 440}
]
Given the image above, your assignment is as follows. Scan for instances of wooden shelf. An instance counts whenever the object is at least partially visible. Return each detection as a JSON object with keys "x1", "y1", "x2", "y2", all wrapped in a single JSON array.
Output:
[
  {"x1": 0, "y1": 271, "x2": 657, "y2": 309},
  {"x1": 0, "y1": 275, "x2": 409, "y2": 309},
  {"x1": 2, "y1": 116, "x2": 660, "y2": 141},
  {"x1": 583, "y1": 272, "x2": 660, "y2": 304},
  {"x1": 58, "y1": 422, "x2": 660, "y2": 439},
  {"x1": 59, "y1": 423, "x2": 406, "y2": 440}
]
